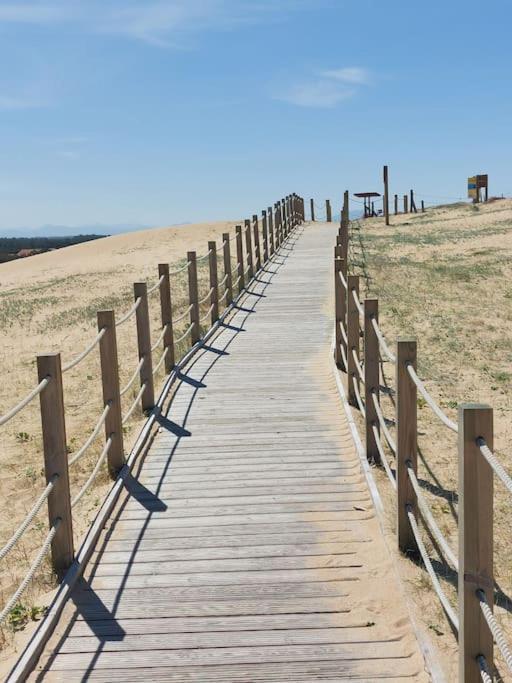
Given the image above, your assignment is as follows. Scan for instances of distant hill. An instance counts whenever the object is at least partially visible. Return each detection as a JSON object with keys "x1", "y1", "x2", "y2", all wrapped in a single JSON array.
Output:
[{"x1": 0, "y1": 223, "x2": 151, "y2": 238}]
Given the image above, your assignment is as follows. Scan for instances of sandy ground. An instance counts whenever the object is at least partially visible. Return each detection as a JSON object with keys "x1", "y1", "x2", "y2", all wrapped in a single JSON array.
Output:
[
  {"x1": 350, "y1": 198, "x2": 512, "y2": 681},
  {"x1": 0, "y1": 219, "x2": 241, "y2": 652}
]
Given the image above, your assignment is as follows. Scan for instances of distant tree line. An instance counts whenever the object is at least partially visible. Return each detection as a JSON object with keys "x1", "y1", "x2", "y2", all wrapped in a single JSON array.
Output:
[{"x1": 0, "y1": 234, "x2": 105, "y2": 253}]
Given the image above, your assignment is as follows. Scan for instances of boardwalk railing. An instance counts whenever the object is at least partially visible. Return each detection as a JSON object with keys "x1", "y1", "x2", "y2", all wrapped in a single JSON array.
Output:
[
  {"x1": 333, "y1": 208, "x2": 512, "y2": 682},
  {"x1": 0, "y1": 193, "x2": 305, "y2": 639}
]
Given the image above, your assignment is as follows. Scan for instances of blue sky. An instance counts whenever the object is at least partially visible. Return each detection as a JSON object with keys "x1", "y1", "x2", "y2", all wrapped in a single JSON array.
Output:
[{"x1": 0, "y1": 0, "x2": 511, "y2": 232}]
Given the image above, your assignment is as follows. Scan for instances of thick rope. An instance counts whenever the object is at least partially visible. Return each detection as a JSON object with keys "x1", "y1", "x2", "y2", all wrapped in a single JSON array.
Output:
[
  {"x1": 198, "y1": 287, "x2": 214, "y2": 306},
  {"x1": 0, "y1": 475, "x2": 58, "y2": 562},
  {"x1": 62, "y1": 327, "x2": 106, "y2": 373},
  {"x1": 353, "y1": 379, "x2": 366, "y2": 417},
  {"x1": 338, "y1": 270, "x2": 347, "y2": 290},
  {"x1": 339, "y1": 320, "x2": 348, "y2": 346},
  {"x1": 119, "y1": 357, "x2": 145, "y2": 397},
  {"x1": 152, "y1": 347, "x2": 169, "y2": 376},
  {"x1": 407, "y1": 462, "x2": 458, "y2": 569},
  {"x1": 122, "y1": 384, "x2": 147, "y2": 425},
  {"x1": 352, "y1": 349, "x2": 364, "y2": 382},
  {"x1": 351, "y1": 288, "x2": 364, "y2": 318},
  {"x1": 174, "y1": 322, "x2": 194, "y2": 345},
  {"x1": 371, "y1": 317, "x2": 396, "y2": 363},
  {"x1": 68, "y1": 403, "x2": 111, "y2": 466},
  {"x1": 371, "y1": 391, "x2": 397, "y2": 454},
  {"x1": 173, "y1": 303, "x2": 194, "y2": 324},
  {"x1": 147, "y1": 274, "x2": 164, "y2": 295},
  {"x1": 0, "y1": 519, "x2": 60, "y2": 626},
  {"x1": 478, "y1": 655, "x2": 493, "y2": 683},
  {"x1": 477, "y1": 589, "x2": 512, "y2": 673},
  {"x1": 71, "y1": 437, "x2": 112, "y2": 508},
  {"x1": 372, "y1": 424, "x2": 397, "y2": 490},
  {"x1": 219, "y1": 287, "x2": 229, "y2": 304},
  {"x1": 169, "y1": 260, "x2": 191, "y2": 276},
  {"x1": 406, "y1": 505, "x2": 459, "y2": 630},
  {"x1": 340, "y1": 342, "x2": 348, "y2": 370},
  {"x1": 406, "y1": 364, "x2": 458, "y2": 433},
  {"x1": 151, "y1": 323, "x2": 170, "y2": 352},
  {"x1": 478, "y1": 438, "x2": 512, "y2": 496},
  {"x1": 0, "y1": 378, "x2": 50, "y2": 426},
  {"x1": 115, "y1": 297, "x2": 141, "y2": 328}
]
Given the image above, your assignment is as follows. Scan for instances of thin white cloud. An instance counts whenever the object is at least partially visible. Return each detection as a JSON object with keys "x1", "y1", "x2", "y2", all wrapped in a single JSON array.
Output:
[
  {"x1": 322, "y1": 66, "x2": 371, "y2": 85},
  {"x1": 277, "y1": 66, "x2": 372, "y2": 108},
  {"x1": 276, "y1": 81, "x2": 355, "y2": 108},
  {"x1": 0, "y1": 93, "x2": 48, "y2": 110},
  {"x1": 0, "y1": 1, "x2": 319, "y2": 46}
]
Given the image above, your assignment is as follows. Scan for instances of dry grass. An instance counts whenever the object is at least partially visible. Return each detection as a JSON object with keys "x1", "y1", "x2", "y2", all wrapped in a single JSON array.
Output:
[
  {"x1": 350, "y1": 198, "x2": 512, "y2": 681},
  {"x1": 0, "y1": 219, "x2": 241, "y2": 650}
]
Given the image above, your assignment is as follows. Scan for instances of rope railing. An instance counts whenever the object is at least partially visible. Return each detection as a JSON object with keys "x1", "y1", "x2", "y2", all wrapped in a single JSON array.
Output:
[
  {"x1": 196, "y1": 248, "x2": 213, "y2": 262},
  {"x1": 478, "y1": 656, "x2": 493, "y2": 683},
  {"x1": 406, "y1": 505, "x2": 459, "y2": 630},
  {"x1": 371, "y1": 317, "x2": 396, "y2": 363},
  {"x1": 151, "y1": 323, "x2": 170, "y2": 353},
  {"x1": 115, "y1": 297, "x2": 141, "y2": 328},
  {"x1": 62, "y1": 327, "x2": 106, "y2": 373},
  {"x1": 372, "y1": 424, "x2": 396, "y2": 490},
  {"x1": 173, "y1": 303, "x2": 194, "y2": 324},
  {"x1": 353, "y1": 379, "x2": 366, "y2": 417},
  {"x1": 0, "y1": 377, "x2": 50, "y2": 427},
  {"x1": 338, "y1": 270, "x2": 347, "y2": 290},
  {"x1": 407, "y1": 462, "x2": 458, "y2": 569},
  {"x1": 371, "y1": 391, "x2": 397, "y2": 454},
  {"x1": 147, "y1": 274, "x2": 164, "y2": 295},
  {"x1": 0, "y1": 519, "x2": 60, "y2": 626},
  {"x1": 340, "y1": 341, "x2": 348, "y2": 370},
  {"x1": 477, "y1": 589, "x2": 512, "y2": 674},
  {"x1": 68, "y1": 403, "x2": 111, "y2": 467},
  {"x1": 339, "y1": 320, "x2": 348, "y2": 347},
  {"x1": 477, "y1": 438, "x2": 512, "y2": 496},
  {"x1": 122, "y1": 384, "x2": 147, "y2": 425},
  {"x1": 0, "y1": 475, "x2": 58, "y2": 562},
  {"x1": 152, "y1": 347, "x2": 169, "y2": 376},
  {"x1": 351, "y1": 288, "x2": 364, "y2": 318},
  {"x1": 406, "y1": 364, "x2": 458, "y2": 433},
  {"x1": 169, "y1": 260, "x2": 191, "y2": 276},
  {"x1": 219, "y1": 272, "x2": 229, "y2": 287},
  {"x1": 71, "y1": 437, "x2": 112, "y2": 508},
  {"x1": 120, "y1": 357, "x2": 145, "y2": 397},
  {"x1": 174, "y1": 322, "x2": 194, "y2": 345},
  {"x1": 352, "y1": 349, "x2": 364, "y2": 383},
  {"x1": 198, "y1": 287, "x2": 214, "y2": 306},
  {"x1": 219, "y1": 287, "x2": 229, "y2": 304},
  {"x1": 200, "y1": 304, "x2": 214, "y2": 324}
]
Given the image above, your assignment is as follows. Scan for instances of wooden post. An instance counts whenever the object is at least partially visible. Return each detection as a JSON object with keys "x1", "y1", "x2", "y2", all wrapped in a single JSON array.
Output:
[
  {"x1": 235, "y1": 227, "x2": 244, "y2": 292},
  {"x1": 275, "y1": 203, "x2": 281, "y2": 248},
  {"x1": 133, "y1": 282, "x2": 155, "y2": 412},
  {"x1": 343, "y1": 190, "x2": 349, "y2": 227},
  {"x1": 268, "y1": 207, "x2": 275, "y2": 255},
  {"x1": 394, "y1": 194, "x2": 398, "y2": 215},
  {"x1": 37, "y1": 353, "x2": 74, "y2": 577},
  {"x1": 282, "y1": 198, "x2": 288, "y2": 237},
  {"x1": 97, "y1": 310, "x2": 125, "y2": 477},
  {"x1": 364, "y1": 299, "x2": 380, "y2": 464},
  {"x1": 383, "y1": 165, "x2": 390, "y2": 226},
  {"x1": 252, "y1": 214, "x2": 261, "y2": 271},
  {"x1": 222, "y1": 233, "x2": 233, "y2": 306},
  {"x1": 347, "y1": 275, "x2": 360, "y2": 407},
  {"x1": 410, "y1": 189, "x2": 417, "y2": 213},
  {"x1": 158, "y1": 263, "x2": 175, "y2": 372},
  {"x1": 326, "y1": 199, "x2": 332, "y2": 222},
  {"x1": 208, "y1": 240, "x2": 219, "y2": 326},
  {"x1": 421, "y1": 200, "x2": 425, "y2": 213},
  {"x1": 403, "y1": 194, "x2": 409, "y2": 213},
  {"x1": 262, "y1": 211, "x2": 269, "y2": 263},
  {"x1": 396, "y1": 339, "x2": 417, "y2": 554},
  {"x1": 187, "y1": 252, "x2": 200, "y2": 345},
  {"x1": 458, "y1": 404, "x2": 494, "y2": 683},
  {"x1": 244, "y1": 219, "x2": 254, "y2": 279},
  {"x1": 310, "y1": 198, "x2": 315, "y2": 221},
  {"x1": 334, "y1": 258, "x2": 346, "y2": 371}
]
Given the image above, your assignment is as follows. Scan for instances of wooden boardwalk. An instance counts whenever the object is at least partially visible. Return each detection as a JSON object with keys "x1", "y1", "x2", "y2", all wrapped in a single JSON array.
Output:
[{"x1": 32, "y1": 223, "x2": 430, "y2": 681}]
